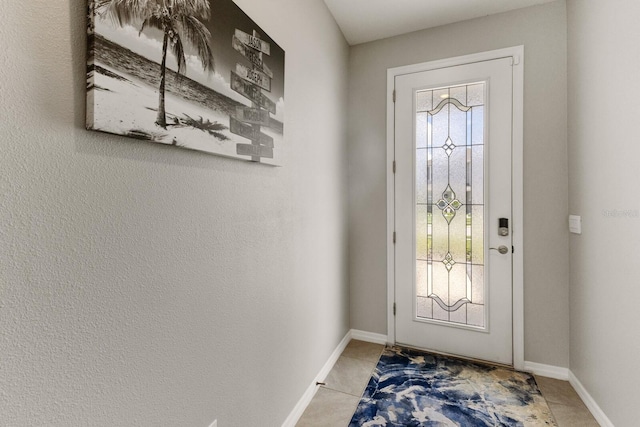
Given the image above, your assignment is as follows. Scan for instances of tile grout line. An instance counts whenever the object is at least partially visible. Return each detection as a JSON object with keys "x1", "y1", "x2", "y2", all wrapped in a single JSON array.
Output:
[
  {"x1": 342, "y1": 346, "x2": 386, "y2": 422},
  {"x1": 534, "y1": 376, "x2": 599, "y2": 425},
  {"x1": 320, "y1": 354, "x2": 379, "y2": 398}
]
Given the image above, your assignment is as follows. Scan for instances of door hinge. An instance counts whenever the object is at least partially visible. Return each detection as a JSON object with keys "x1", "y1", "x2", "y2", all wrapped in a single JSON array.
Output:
[
  {"x1": 392, "y1": 160, "x2": 396, "y2": 174},
  {"x1": 512, "y1": 246, "x2": 515, "y2": 254},
  {"x1": 393, "y1": 232, "x2": 396, "y2": 244},
  {"x1": 393, "y1": 90, "x2": 396, "y2": 103},
  {"x1": 393, "y1": 303, "x2": 396, "y2": 316}
]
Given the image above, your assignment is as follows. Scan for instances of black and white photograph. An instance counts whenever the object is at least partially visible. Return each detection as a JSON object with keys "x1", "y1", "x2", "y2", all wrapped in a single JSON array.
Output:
[{"x1": 87, "y1": 0, "x2": 285, "y2": 165}]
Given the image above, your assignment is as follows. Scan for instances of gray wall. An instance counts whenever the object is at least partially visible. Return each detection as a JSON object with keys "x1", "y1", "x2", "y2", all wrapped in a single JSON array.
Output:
[
  {"x1": 0, "y1": 0, "x2": 349, "y2": 425},
  {"x1": 567, "y1": 1, "x2": 640, "y2": 424},
  {"x1": 348, "y1": 1, "x2": 570, "y2": 367}
]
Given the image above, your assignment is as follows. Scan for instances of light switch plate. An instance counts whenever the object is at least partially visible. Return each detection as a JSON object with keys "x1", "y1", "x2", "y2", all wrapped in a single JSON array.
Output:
[{"x1": 569, "y1": 215, "x2": 582, "y2": 234}]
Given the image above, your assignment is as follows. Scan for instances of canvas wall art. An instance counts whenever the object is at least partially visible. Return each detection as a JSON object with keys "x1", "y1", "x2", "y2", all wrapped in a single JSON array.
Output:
[{"x1": 87, "y1": 0, "x2": 285, "y2": 165}]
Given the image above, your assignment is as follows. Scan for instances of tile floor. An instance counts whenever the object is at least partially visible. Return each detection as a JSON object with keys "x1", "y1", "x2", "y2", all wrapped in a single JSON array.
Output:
[{"x1": 296, "y1": 340, "x2": 599, "y2": 426}]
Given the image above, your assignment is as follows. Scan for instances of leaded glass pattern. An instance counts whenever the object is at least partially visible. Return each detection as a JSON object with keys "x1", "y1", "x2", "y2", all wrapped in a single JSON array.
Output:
[{"x1": 415, "y1": 83, "x2": 485, "y2": 328}]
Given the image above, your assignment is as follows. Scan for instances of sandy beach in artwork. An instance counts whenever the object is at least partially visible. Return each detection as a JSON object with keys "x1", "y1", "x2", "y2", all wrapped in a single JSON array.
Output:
[{"x1": 90, "y1": 61, "x2": 249, "y2": 159}]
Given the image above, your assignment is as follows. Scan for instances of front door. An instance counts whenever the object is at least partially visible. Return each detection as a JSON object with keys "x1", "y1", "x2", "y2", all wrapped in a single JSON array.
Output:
[{"x1": 394, "y1": 57, "x2": 514, "y2": 365}]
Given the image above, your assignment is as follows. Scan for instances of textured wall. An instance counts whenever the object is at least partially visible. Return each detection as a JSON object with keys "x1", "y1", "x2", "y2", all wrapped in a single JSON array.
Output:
[
  {"x1": 567, "y1": 1, "x2": 640, "y2": 424},
  {"x1": 348, "y1": 1, "x2": 570, "y2": 367},
  {"x1": 0, "y1": 0, "x2": 349, "y2": 425}
]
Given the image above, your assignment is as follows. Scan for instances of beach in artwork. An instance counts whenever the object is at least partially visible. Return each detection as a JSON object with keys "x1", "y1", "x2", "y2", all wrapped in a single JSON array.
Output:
[{"x1": 87, "y1": 0, "x2": 285, "y2": 165}]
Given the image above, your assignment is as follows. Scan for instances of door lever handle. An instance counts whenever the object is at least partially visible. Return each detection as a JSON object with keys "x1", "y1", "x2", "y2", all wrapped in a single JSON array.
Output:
[{"x1": 490, "y1": 246, "x2": 509, "y2": 255}]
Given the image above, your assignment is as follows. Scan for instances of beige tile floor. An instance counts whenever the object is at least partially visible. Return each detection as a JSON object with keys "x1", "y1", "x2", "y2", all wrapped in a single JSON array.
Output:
[{"x1": 296, "y1": 340, "x2": 599, "y2": 426}]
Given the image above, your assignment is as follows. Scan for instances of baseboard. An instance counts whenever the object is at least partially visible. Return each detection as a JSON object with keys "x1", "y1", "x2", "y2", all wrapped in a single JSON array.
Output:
[
  {"x1": 523, "y1": 361, "x2": 569, "y2": 380},
  {"x1": 281, "y1": 331, "x2": 352, "y2": 427},
  {"x1": 281, "y1": 329, "x2": 388, "y2": 426},
  {"x1": 350, "y1": 329, "x2": 388, "y2": 345},
  {"x1": 569, "y1": 371, "x2": 614, "y2": 427},
  {"x1": 524, "y1": 363, "x2": 614, "y2": 426}
]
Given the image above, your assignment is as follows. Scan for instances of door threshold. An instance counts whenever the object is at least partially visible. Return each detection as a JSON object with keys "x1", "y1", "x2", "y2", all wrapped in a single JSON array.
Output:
[{"x1": 393, "y1": 342, "x2": 514, "y2": 370}]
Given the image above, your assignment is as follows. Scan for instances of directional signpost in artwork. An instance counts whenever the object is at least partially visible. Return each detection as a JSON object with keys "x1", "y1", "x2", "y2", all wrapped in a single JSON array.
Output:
[
  {"x1": 235, "y1": 106, "x2": 271, "y2": 127},
  {"x1": 229, "y1": 117, "x2": 274, "y2": 147},
  {"x1": 230, "y1": 29, "x2": 275, "y2": 161}
]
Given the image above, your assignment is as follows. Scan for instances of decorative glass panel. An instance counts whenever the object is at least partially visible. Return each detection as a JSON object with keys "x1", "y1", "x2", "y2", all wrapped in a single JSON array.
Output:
[{"x1": 415, "y1": 83, "x2": 485, "y2": 328}]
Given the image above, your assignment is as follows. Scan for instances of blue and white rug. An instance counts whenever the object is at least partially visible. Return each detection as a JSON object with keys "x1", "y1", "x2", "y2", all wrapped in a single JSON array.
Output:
[{"x1": 349, "y1": 347, "x2": 557, "y2": 426}]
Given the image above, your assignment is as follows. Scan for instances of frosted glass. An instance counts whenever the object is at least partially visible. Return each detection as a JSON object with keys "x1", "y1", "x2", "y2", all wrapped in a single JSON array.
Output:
[
  {"x1": 431, "y1": 207, "x2": 449, "y2": 262},
  {"x1": 472, "y1": 206, "x2": 484, "y2": 265},
  {"x1": 472, "y1": 106, "x2": 484, "y2": 145},
  {"x1": 433, "y1": 88, "x2": 449, "y2": 106},
  {"x1": 416, "y1": 205, "x2": 428, "y2": 260},
  {"x1": 449, "y1": 209, "x2": 466, "y2": 263},
  {"x1": 472, "y1": 265, "x2": 484, "y2": 304},
  {"x1": 467, "y1": 83, "x2": 484, "y2": 107},
  {"x1": 427, "y1": 204, "x2": 433, "y2": 260},
  {"x1": 449, "y1": 304, "x2": 467, "y2": 324},
  {"x1": 450, "y1": 85, "x2": 467, "y2": 105},
  {"x1": 467, "y1": 304, "x2": 485, "y2": 327},
  {"x1": 471, "y1": 145, "x2": 484, "y2": 205},
  {"x1": 449, "y1": 106, "x2": 467, "y2": 152},
  {"x1": 449, "y1": 264, "x2": 467, "y2": 306},
  {"x1": 466, "y1": 112, "x2": 472, "y2": 146},
  {"x1": 417, "y1": 260, "x2": 429, "y2": 297},
  {"x1": 417, "y1": 296, "x2": 433, "y2": 319},
  {"x1": 466, "y1": 208, "x2": 472, "y2": 262},
  {"x1": 432, "y1": 263, "x2": 449, "y2": 303},
  {"x1": 427, "y1": 148, "x2": 433, "y2": 206},
  {"x1": 432, "y1": 301, "x2": 449, "y2": 322},
  {"x1": 432, "y1": 149, "x2": 449, "y2": 208},
  {"x1": 416, "y1": 112, "x2": 428, "y2": 148},
  {"x1": 417, "y1": 91, "x2": 433, "y2": 112},
  {"x1": 416, "y1": 149, "x2": 428, "y2": 203},
  {"x1": 431, "y1": 109, "x2": 448, "y2": 148},
  {"x1": 466, "y1": 147, "x2": 473, "y2": 204},
  {"x1": 449, "y1": 146, "x2": 467, "y2": 204},
  {"x1": 414, "y1": 83, "x2": 486, "y2": 328}
]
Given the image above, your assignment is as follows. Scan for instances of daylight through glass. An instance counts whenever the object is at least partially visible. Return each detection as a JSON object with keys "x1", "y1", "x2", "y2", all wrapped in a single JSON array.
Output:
[{"x1": 415, "y1": 83, "x2": 486, "y2": 328}]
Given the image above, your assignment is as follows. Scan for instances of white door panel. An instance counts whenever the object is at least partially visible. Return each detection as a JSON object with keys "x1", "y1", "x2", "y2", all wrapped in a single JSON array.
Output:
[{"x1": 395, "y1": 58, "x2": 513, "y2": 365}]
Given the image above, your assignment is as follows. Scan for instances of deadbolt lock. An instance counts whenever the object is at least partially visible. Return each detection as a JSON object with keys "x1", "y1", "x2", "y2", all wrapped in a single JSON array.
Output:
[{"x1": 498, "y1": 218, "x2": 509, "y2": 236}]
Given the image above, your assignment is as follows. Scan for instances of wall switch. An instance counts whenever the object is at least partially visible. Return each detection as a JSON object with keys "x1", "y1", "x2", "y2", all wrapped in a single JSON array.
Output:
[
  {"x1": 569, "y1": 215, "x2": 582, "y2": 234},
  {"x1": 208, "y1": 420, "x2": 217, "y2": 427}
]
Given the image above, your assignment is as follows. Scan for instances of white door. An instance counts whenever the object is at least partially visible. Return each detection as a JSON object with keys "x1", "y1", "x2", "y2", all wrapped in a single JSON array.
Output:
[{"x1": 394, "y1": 57, "x2": 514, "y2": 365}]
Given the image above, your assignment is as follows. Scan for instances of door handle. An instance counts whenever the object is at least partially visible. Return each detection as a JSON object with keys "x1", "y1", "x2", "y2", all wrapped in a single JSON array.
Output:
[{"x1": 490, "y1": 245, "x2": 509, "y2": 255}]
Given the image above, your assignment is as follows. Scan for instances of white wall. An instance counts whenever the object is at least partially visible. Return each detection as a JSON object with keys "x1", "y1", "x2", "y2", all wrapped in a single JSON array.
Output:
[
  {"x1": 567, "y1": 1, "x2": 640, "y2": 425},
  {"x1": 348, "y1": 1, "x2": 570, "y2": 367},
  {"x1": 0, "y1": 0, "x2": 349, "y2": 425}
]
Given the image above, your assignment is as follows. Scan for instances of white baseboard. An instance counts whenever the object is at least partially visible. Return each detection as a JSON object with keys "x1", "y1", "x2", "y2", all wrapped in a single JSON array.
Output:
[
  {"x1": 524, "y1": 362, "x2": 614, "y2": 426},
  {"x1": 350, "y1": 329, "x2": 388, "y2": 345},
  {"x1": 282, "y1": 329, "x2": 388, "y2": 426},
  {"x1": 569, "y1": 371, "x2": 614, "y2": 427},
  {"x1": 281, "y1": 331, "x2": 352, "y2": 427},
  {"x1": 523, "y1": 361, "x2": 570, "y2": 380}
]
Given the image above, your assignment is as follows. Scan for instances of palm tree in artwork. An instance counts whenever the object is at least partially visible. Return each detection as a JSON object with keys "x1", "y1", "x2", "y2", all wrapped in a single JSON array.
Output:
[{"x1": 95, "y1": 0, "x2": 215, "y2": 128}]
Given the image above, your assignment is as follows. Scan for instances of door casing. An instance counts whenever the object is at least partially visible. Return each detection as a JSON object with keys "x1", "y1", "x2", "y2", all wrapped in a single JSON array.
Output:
[{"x1": 386, "y1": 46, "x2": 525, "y2": 370}]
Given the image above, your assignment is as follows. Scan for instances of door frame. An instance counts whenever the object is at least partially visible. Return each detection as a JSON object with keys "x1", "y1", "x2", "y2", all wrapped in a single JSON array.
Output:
[{"x1": 386, "y1": 46, "x2": 525, "y2": 369}]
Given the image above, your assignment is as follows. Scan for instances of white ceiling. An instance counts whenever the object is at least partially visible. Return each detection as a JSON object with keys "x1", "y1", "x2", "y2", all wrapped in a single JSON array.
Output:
[{"x1": 323, "y1": 0, "x2": 558, "y2": 45}]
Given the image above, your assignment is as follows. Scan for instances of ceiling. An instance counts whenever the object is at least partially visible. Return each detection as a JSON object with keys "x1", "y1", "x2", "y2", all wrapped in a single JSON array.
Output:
[{"x1": 323, "y1": 0, "x2": 558, "y2": 45}]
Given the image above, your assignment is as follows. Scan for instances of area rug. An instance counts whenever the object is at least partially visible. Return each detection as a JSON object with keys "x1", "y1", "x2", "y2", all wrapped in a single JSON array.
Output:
[{"x1": 348, "y1": 346, "x2": 557, "y2": 426}]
